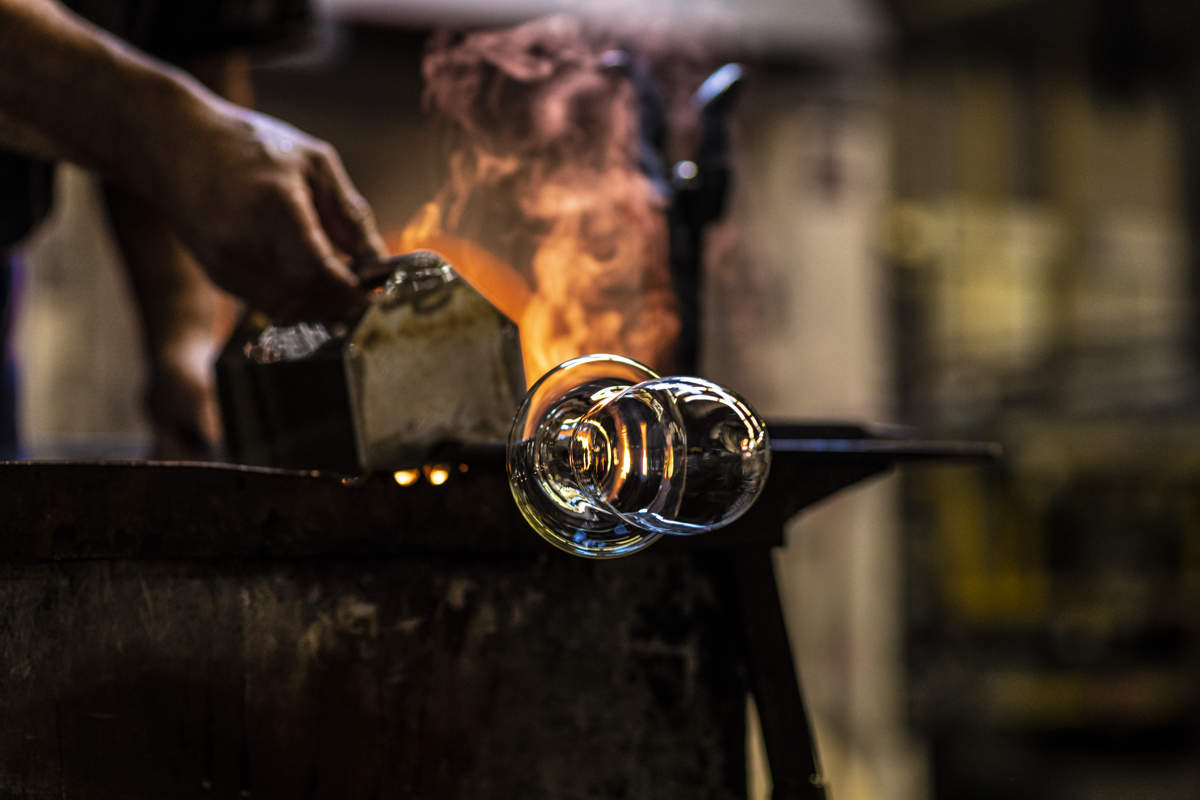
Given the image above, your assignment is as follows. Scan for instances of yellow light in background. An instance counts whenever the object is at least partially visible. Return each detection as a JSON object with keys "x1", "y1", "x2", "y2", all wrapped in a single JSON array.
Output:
[
  {"x1": 425, "y1": 464, "x2": 451, "y2": 486},
  {"x1": 393, "y1": 469, "x2": 420, "y2": 487},
  {"x1": 458, "y1": 463, "x2": 469, "y2": 473}
]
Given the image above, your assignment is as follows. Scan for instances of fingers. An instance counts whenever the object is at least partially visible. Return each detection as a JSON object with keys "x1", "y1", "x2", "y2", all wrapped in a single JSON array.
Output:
[
  {"x1": 308, "y1": 145, "x2": 389, "y2": 267},
  {"x1": 278, "y1": 189, "x2": 366, "y2": 321},
  {"x1": 146, "y1": 355, "x2": 222, "y2": 461},
  {"x1": 231, "y1": 177, "x2": 366, "y2": 322},
  {"x1": 166, "y1": 109, "x2": 384, "y2": 322}
]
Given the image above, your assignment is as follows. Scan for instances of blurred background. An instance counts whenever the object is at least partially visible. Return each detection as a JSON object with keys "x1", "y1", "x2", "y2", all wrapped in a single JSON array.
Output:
[{"x1": 12, "y1": 0, "x2": 1200, "y2": 797}]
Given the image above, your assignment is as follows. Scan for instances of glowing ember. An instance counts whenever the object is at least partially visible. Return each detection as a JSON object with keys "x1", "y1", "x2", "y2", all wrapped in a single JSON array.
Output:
[
  {"x1": 393, "y1": 469, "x2": 420, "y2": 486},
  {"x1": 390, "y1": 203, "x2": 532, "y2": 326},
  {"x1": 424, "y1": 464, "x2": 451, "y2": 486}
]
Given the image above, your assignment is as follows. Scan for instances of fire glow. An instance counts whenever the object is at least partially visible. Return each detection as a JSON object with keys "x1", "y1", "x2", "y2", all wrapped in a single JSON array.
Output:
[
  {"x1": 390, "y1": 15, "x2": 682, "y2": 384},
  {"x1": 392, "y1": 464, "x2": 462, "y2": 487}
]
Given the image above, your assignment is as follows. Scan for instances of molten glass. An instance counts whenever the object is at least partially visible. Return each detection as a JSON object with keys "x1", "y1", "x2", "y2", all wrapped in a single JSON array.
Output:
[{"x1": 507, "y1": 354, "x2": 771, "y2": 558}]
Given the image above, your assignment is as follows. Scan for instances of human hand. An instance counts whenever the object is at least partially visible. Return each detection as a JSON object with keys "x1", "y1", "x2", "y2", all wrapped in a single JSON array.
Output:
[
  {"x1": 145, "y1": 335, "x2": 223, "y2": 460},
  {"x1": 149, "y1": 99, "x2": 387, "y2": 320}
]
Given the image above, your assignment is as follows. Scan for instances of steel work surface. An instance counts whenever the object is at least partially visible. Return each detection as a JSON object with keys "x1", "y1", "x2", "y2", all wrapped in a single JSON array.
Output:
[{"x1": 0, "y1": 424, "x2": 990, "y2": 560}]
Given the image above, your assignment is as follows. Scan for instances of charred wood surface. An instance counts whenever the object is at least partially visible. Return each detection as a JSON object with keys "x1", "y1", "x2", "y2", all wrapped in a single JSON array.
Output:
[
  {"x1": 0, "y1": 427, "x2": 985, "y2": 798},
  {"x1": 0, "y1": 555, "x2": 746, "y2": 799}
]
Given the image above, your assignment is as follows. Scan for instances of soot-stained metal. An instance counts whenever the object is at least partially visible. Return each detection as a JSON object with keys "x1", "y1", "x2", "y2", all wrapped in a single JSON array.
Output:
[{"x1": 216, "y1": 250, "x2": 525, "y2": 473}]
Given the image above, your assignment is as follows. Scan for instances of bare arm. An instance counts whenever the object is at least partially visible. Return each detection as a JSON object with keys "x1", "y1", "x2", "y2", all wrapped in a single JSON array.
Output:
[
  {"x1": 102, "y1": 54, "x2": 251, "y2": 459},
  {"x1": 0, "y1": 0, "x2": 180, "y2": 180},
  {"x1": 0, "y1": 0, "x2": 387, "y2": 319},
  {"x1": 0, "y1": 109, "x2": 61, "y2": 161}
]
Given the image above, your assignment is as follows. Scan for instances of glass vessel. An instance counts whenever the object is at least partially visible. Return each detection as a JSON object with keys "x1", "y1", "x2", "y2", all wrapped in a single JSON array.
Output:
[{"x1": 507, "y1": 354, "x2": 771, "y2": 558}]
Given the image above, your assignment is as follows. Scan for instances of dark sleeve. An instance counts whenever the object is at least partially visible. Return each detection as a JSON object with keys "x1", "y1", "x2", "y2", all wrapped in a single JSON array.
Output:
[
  {"x1": 0, "y1": 150, "x2": 54, "y2": 250},
  {"x1": 64, "y1": 0, "x2": 315, "y2": 61}
]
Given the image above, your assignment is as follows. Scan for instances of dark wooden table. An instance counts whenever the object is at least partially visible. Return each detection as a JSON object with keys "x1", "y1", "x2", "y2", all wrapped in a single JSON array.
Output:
[{"x1": 0, "y1": 424, "x2": 994, "y2": 800}]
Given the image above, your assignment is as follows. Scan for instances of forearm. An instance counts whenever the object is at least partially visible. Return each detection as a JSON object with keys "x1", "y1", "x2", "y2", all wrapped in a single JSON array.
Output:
[
  {"x1": 105, "y1": 187, "x2": 215, "y2": 349},
  {"x1": 102, "y1": 52, "x2": 250, "y2": 357},
  {"x1": 0, "y1": 0, "x2": 218, "y2": 196},
  {"x1": 106, "y1": 188, "x2": 226, "y2": 457},
  {"x1": 0, "y1": 108, "x2": 62, "y2": 160},
  {"x1": 1, "y1": 0, "x2": 382, "y2": 319}
]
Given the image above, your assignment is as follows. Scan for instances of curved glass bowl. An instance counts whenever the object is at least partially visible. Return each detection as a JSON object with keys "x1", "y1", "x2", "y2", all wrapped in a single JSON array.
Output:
[{"x1": 507, "y1": 354, "x2": 771, "y2": 558}]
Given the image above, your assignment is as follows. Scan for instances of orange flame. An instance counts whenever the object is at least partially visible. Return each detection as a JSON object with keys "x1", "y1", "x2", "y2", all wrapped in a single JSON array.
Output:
[
  {"x1": 391, "y1": 15, "x2": 682, "y2": 385},
  {"x1": 390, "y1": 196, "x2": 678, "y2": 386}
]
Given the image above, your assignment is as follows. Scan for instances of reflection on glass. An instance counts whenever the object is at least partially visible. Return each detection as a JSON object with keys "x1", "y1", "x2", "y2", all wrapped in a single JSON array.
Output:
[{"x1": 507, "y1": 354, "x2": 771, "y2": 558}]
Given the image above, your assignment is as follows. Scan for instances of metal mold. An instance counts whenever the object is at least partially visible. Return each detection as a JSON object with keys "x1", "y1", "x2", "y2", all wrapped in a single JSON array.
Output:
[{"x1": 216, "y1": 251, "x2": 525, "y2": 473}]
